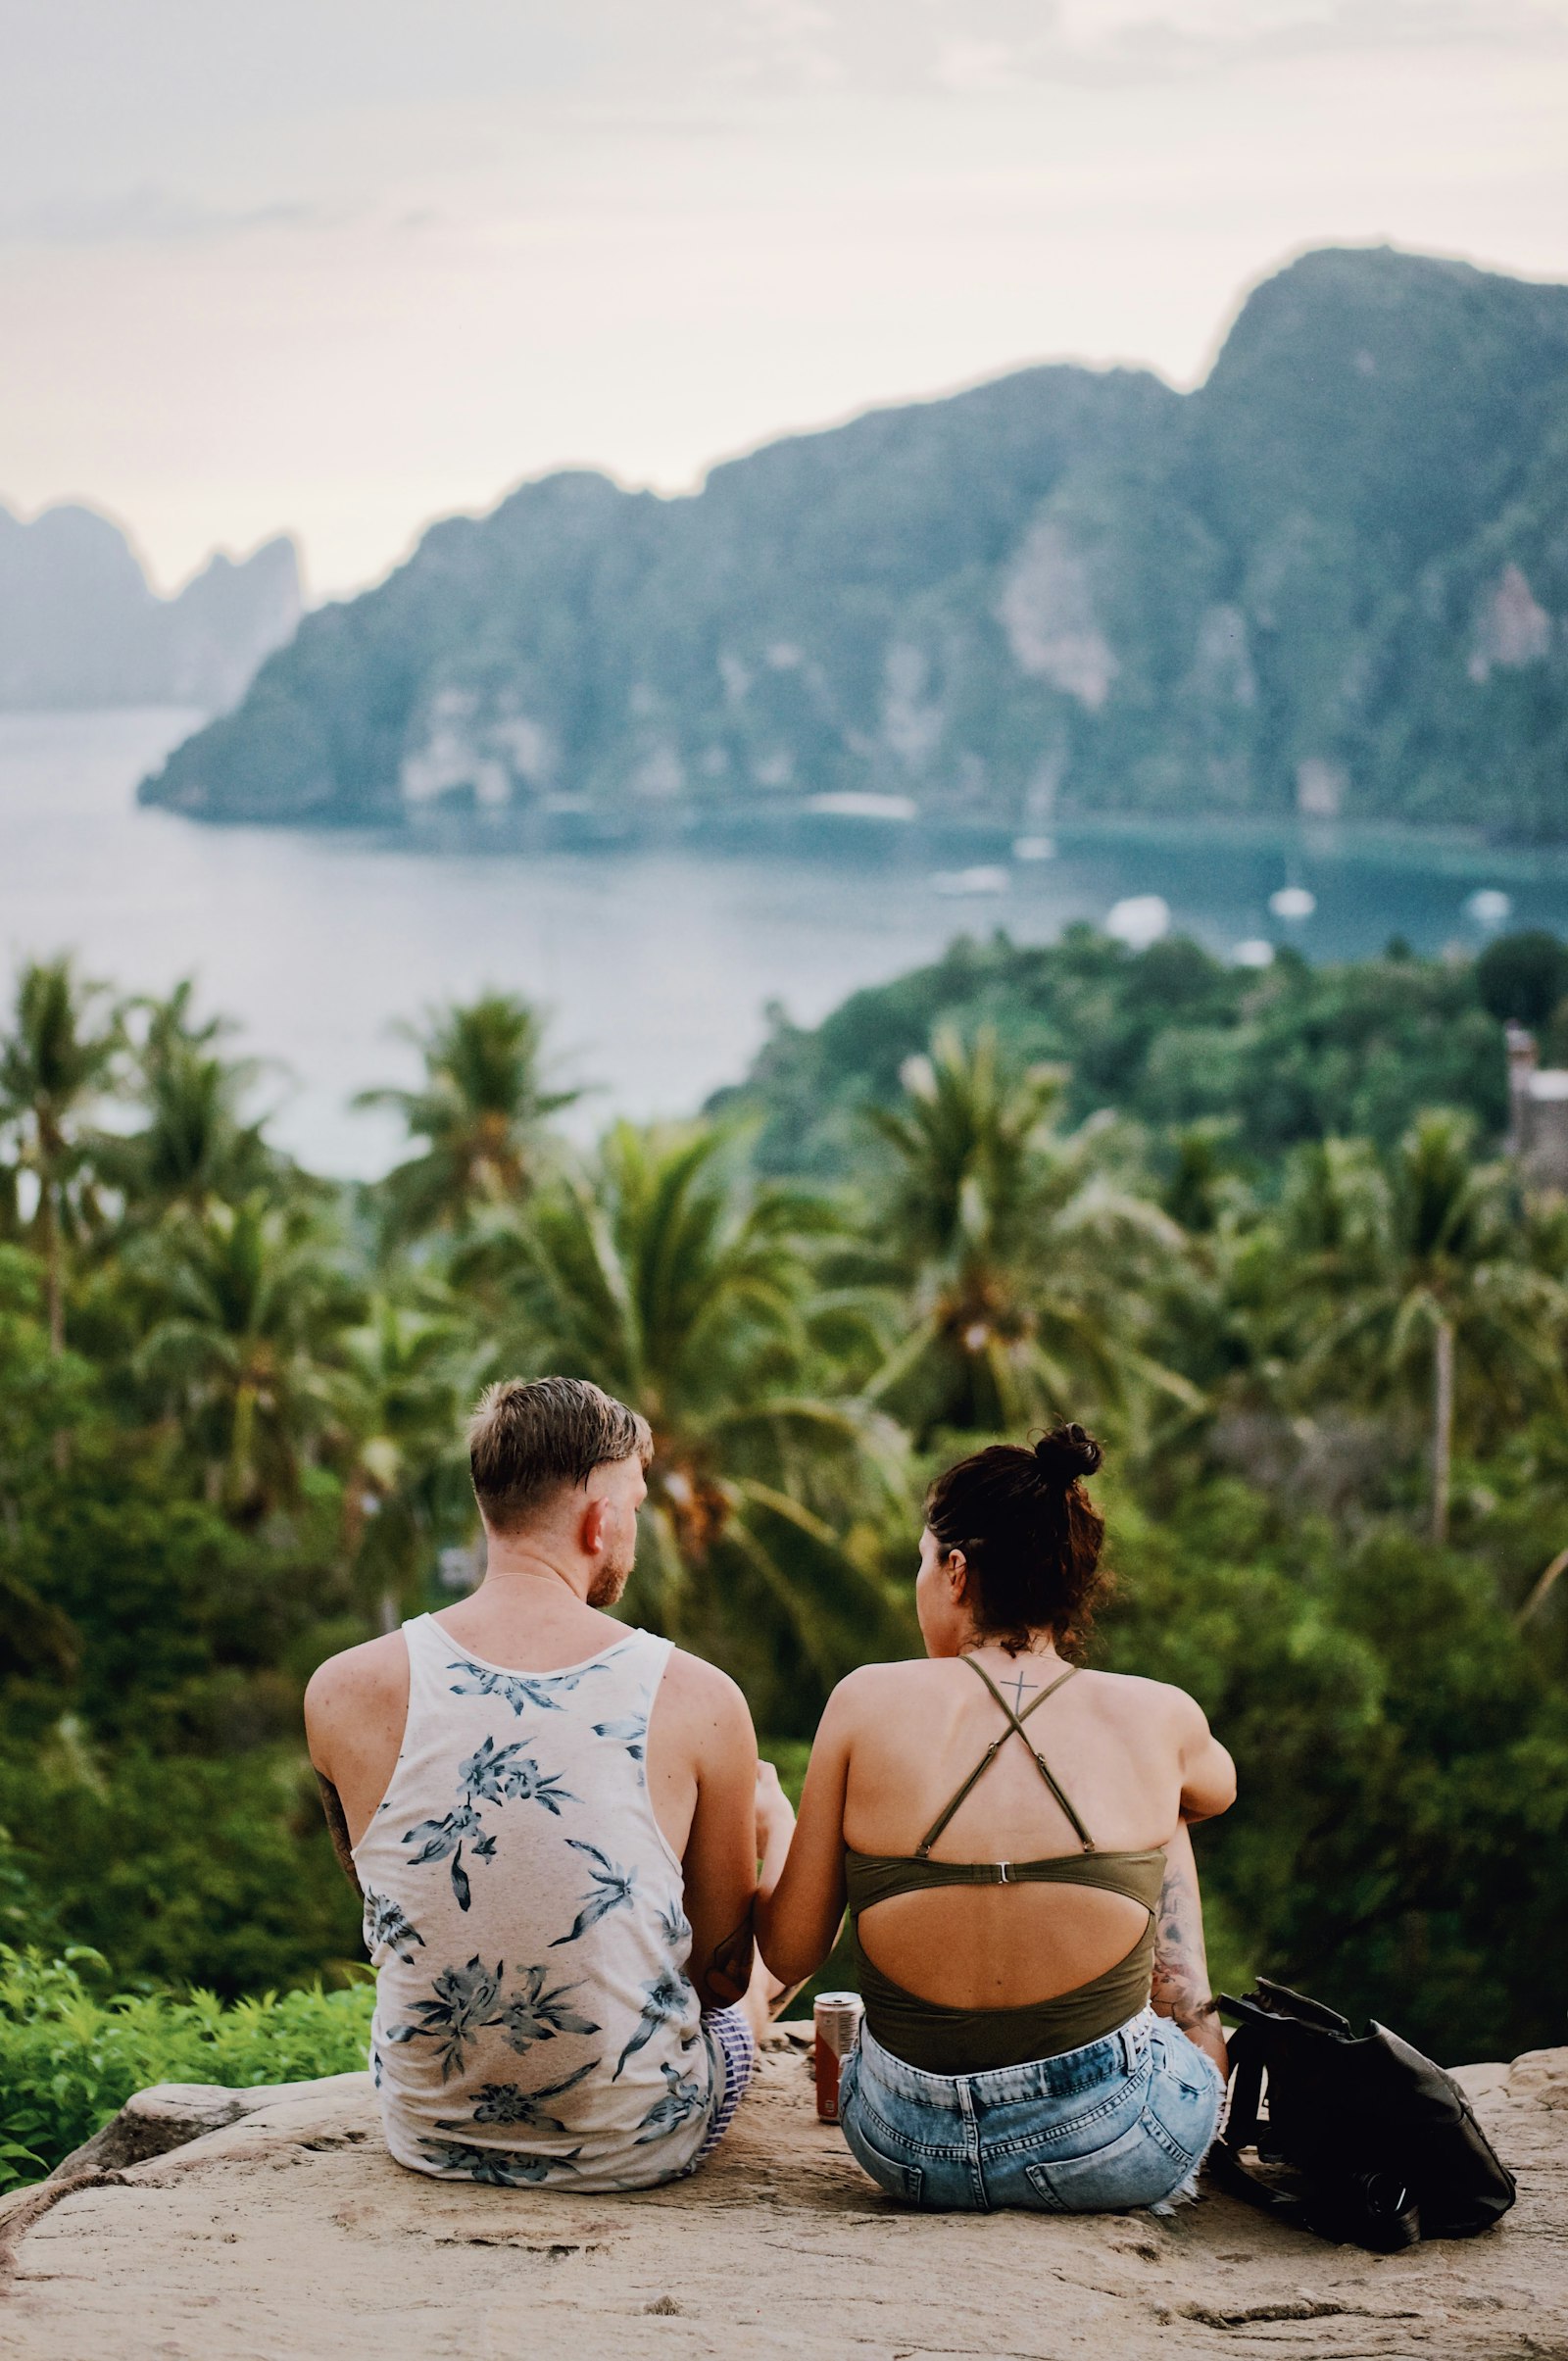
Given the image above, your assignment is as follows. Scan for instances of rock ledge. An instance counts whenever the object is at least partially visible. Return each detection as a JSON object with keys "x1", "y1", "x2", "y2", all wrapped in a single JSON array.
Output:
[{"x1": 1, "y1": 2039, "x2": 1563, "y2": 2360}]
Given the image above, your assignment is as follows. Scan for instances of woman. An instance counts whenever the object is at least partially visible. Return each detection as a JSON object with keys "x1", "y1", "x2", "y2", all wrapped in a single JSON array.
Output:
[{"x1": 755, "y1": 1423, "x2": 1236, "y2": 2213}]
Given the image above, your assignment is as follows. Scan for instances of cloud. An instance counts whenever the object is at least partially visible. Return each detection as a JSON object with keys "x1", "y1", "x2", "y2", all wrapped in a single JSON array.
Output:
[
  {"x1": 928, "y1": 0, "x2": 1568, "y2": 91},
  {"x1": 0, "y1": 186, "x2": 333, "y2": 248},
  {"x1": 687, "y1": 0, "x2": 1568, "y2": 96}
]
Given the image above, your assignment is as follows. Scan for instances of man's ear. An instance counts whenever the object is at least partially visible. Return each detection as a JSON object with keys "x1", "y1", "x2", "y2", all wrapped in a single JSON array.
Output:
[{"x1": 579, "y1": 1494, "x2": 608, "y2": 1558}]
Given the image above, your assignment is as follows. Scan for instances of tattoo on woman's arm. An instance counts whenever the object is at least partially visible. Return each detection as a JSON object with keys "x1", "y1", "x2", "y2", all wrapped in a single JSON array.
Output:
[
  {"x1": 698, "y1": 1910, "x2": 755, "y2": 2010},
  {"x1": 1150, "y1": 1854, "x2": 1214, "y2": 2033},
  {"x1": 316, "y1": 1773, "x2": 363, "y2": 1896}
]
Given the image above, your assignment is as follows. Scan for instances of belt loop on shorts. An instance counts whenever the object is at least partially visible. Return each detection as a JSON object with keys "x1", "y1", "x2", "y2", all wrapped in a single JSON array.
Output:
[{"x1": 1117, "y1": 2023, "x2": 1136, "y2": 2076}]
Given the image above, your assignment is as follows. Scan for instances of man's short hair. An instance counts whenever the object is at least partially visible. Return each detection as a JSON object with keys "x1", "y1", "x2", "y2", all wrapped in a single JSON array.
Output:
[{"x1": 467, "y1": 1376, "x2": 652, "y2": 1532}]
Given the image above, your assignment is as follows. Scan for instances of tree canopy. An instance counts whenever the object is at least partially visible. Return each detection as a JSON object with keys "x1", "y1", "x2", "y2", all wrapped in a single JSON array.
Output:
[{"x1": 0, "y1": 933, "x2": 1565, "y2": 2083}]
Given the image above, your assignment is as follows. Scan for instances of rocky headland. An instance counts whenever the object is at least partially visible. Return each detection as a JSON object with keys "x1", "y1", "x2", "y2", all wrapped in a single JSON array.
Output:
[
  {"x1": 139, "y1": 246, "x2": 1568, "y2": 843},
  {"x1": 0, "y1": 505, "x2": 300, "y2": 713}
]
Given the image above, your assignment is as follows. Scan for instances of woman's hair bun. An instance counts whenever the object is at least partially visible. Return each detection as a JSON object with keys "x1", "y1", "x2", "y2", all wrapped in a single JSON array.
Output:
[{"x1": 1032, "y1": 1422, "x2": 1103, "y2": 1485}]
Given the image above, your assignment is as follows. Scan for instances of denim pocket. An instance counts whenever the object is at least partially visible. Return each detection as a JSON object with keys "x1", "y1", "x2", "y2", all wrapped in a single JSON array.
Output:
[
  {"x1": 1146, "y1": 2036, "x2": 1223, "y2": 2167},
  {"x1": 840, "y1": 2096, "x2": 925, "y2": 2206},
  {"x1": 1022, "y1": 2104, "x2": 1194, "y2": 2214}
]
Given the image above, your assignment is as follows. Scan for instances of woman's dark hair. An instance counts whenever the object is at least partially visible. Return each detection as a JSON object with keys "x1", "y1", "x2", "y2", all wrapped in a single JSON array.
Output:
[{"x1": 924, "y1": 1423, "x2": 1108, "y2": 1656}]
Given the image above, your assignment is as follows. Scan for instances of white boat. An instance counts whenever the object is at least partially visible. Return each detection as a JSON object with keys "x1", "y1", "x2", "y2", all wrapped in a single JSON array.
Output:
[
  {"x1": 931, "y1": 865, "x2": 1011, "y2": 898},
  {"x1": 1012, "y1": 835, "x2": 1056, "y2": 861},
  {"x1": 806, "y1": 792, "x2": 918, "y2": 824},
  {"x1": 1105, "y1": 894, "x2": 1170, "y2": 949},
  {"x1": 1268, "y1": 885, "x2": 1316, "y2": 921},
  {"x1": 1464, "y1": 888, "x2": 1512, "y2": 926}
]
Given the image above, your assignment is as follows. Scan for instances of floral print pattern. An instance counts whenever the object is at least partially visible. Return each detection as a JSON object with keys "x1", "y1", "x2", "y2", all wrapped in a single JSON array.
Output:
[
  {"x1": 634, "y1": 2061, "x2": 709, "y2": 2144},
  {"x1": 401, "y1": 1722, "x2": 579, "y2": 1908},
  {"x1": 416, "y1": 2139, "x2": 582, "y2": 2185},
  {"x1": 500, "y1": 1964, "x2": 601, "y2": 2053},
  {"x1": 367, "y1": 1620, "x2": 719, "y2": 2187},
  {"x1": 446, "y1": 1655, "x2": 614, "y2": 1715},
  {"x1": 549, "y1": 1840, "x2": 639, "y2": 1945},
  {"x1": 438, "y1": 2058, "x2": 597, "y2": 2134},
  {"x1": 364, "y1": 1891, "x2": 424, "y2": 1964}
]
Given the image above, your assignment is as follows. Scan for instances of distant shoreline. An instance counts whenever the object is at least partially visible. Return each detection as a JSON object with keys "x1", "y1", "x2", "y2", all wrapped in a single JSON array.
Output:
[{"x1": 8, "y1": 703, "x2": 1563, "y2": 875}]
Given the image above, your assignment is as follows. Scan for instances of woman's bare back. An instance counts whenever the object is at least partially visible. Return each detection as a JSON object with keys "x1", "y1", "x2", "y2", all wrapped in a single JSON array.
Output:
[{"x1": 839, "y1": 1650, "x2": 1218, "y2": 2013}]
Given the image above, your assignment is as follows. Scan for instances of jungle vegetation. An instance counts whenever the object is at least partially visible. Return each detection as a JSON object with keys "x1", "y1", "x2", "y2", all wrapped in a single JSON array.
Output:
[{"x1": 1, "y1": 925, "x2": 1566, "y2": 2180}]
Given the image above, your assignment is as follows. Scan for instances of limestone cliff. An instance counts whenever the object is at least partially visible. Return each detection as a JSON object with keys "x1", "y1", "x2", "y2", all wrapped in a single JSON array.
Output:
[
  {"x1": 140, "y1": 247, "x2": 1568, "y2": 841},
  {"x1": 0, "y1": 507, "x2": 301, "y2": 713}
]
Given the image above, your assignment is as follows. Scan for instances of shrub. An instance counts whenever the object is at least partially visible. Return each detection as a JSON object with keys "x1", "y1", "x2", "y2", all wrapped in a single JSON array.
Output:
[
  {"x1": 0, "y1": 1946, "x2": 374, "y2": 2189},
  {"x1": 0, "y1": 1748, "x2": 365, "y2": 1998}
]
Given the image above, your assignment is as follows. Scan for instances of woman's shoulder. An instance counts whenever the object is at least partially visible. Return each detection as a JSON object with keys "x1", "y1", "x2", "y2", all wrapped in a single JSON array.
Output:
[
  {"x1": 825, "y1": 1655, "x2": 952, "y2": 1718},
  {"x1": 1076, "y1": 1664, "x2": 1212, "y2": 1734}
]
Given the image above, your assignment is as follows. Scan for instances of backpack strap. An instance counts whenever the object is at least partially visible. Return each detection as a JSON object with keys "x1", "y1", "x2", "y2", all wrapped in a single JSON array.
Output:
[{"x1": 1207, "y1": 2017, "x2": 1313, "y2": 2226}]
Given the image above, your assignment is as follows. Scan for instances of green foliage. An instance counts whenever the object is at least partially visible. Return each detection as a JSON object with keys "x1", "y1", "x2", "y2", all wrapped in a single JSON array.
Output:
[
  {"x1": 715, "y1": 927, "x2": 1513, "y2": 1174},
  {"x1": 1100, "y1": 1484, "x2": 1568, "y2": 2061},
  {"x1": 0, "y1": 1750, "x2": 364, "y2": 1998},
  {"x1": 0, "y1": 935, "x2": 1564, "y2": 2140},
  {"x1": 0, "y1": 1947, "x2": 373, "y2": 2187},
  {"x1": 459, "y1": 1119, "x2": 909, "y2": 1729},
  {"x1": 356, "y1": 993, "x2": 578, "y2": 1240}
]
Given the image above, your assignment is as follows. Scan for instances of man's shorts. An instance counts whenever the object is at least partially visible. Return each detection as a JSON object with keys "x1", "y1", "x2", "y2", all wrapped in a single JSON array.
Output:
[{"x1": 685, "y1": 2005, "x2": 758, "y2": 2171}]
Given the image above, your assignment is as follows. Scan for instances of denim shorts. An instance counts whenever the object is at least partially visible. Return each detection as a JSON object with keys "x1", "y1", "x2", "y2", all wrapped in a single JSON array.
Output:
[{"x1": 838, "y1": 2008, "x2": 1224, "y2": 2213}]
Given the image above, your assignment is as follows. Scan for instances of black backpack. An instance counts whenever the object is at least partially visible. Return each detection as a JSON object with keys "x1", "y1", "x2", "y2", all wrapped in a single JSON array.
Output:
[{"x1": 1209, "y1": 1978, "x2": 1517, "y2": 2252}]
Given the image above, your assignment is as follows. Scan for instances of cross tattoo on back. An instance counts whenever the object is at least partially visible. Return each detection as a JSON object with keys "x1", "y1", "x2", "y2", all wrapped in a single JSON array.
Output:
[{"x1": 1003, "y1": 1665, "x2": 1035, "y2": 1716}]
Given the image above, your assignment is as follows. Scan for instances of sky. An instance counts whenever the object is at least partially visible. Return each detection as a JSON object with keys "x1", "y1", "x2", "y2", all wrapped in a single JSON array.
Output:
[{"x1": 3, "y1": 0, "x2": 1567, "y2": 599}]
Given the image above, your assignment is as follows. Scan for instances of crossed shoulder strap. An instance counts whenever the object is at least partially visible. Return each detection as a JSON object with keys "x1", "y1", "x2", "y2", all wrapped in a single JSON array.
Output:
[{"x1": 913, "y1": 1655, "x2": 1095, "y2": 1859}]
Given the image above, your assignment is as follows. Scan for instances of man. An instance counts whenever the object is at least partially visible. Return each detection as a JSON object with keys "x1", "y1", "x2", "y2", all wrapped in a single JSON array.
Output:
[{"x1": 305, "y1": 1375, "x2": 794, "y2": 2190}]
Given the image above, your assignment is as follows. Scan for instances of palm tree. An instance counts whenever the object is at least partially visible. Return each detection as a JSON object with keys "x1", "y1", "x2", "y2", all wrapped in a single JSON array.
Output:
[
  {"x1": 131, "y1": 1196, "x2": 359, "y2": 1516},
  {"x1": 0, "y1": 959, "x2": 120, "y2": 1353},
  {"x1": 864, "y1": 1026, "x2": 1194, "y2": 1441},
  {"x1": 337, "y1": 1294, "x2": 471, "y2": 1631},
  {"x1": 107, "y1": 982, "x2": 274, "y2": 1219},
  {"x1": 1299, "y1": 1112, "x2": 1567, "y2": 1543},
  {"x1": 461, "y1": 1120, "x2": 906, "y2": 1708},
  {"x1": 357, "y1": 994, "x2": 578, "y2": 1238}
]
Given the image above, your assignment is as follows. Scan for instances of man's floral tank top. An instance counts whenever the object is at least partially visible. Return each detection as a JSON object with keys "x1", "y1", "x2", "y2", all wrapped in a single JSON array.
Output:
[{"x1": 353, "y1": 1613, "x2": 719, "y2": 2191}]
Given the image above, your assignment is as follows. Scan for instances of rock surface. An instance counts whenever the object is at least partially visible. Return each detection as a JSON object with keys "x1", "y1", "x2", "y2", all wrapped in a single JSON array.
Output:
[
  {"x1": 2, "y1": 2039, "x2": 1563, "y2": 2361},
  {"x1": 44, "y1": 2075, "x2": 368, "y2": 2181}
]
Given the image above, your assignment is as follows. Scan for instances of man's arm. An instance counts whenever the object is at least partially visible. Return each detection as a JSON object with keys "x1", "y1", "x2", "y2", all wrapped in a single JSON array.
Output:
[
  {"x1": 678, "y1": 1663, "x2": 762, "y2": 2013},
  {"x1": 314, "y1": 1770, "x2": 363, "y2": 1896},
  {"x1": 303, "y1": 1635, "x2": 409, "y2": 1901},
  {"x1": 1150, "y1": 1820, "x2": 1226, "y2": 2079}
]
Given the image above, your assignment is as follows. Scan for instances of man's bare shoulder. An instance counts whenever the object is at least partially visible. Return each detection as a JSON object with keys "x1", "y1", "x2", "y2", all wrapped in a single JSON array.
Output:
[
  {"x1": 303, "y1": 1631, "x2": 410, "y2": 1743},
  {"x1": 661, "y1": 1646, "x2": 754, "y2": 1733}
]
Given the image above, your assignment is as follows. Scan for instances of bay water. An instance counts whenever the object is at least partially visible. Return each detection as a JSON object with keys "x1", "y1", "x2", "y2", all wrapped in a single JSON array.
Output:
[{"x1": 3, "y1": 709, "x2": 1565, "y2": 1177}]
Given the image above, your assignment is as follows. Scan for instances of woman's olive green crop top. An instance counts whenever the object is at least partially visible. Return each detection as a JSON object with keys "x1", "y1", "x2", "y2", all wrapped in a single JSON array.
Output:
[{"x1": 844, "y1": 1658, "x2": 1165, "y2": 2075}]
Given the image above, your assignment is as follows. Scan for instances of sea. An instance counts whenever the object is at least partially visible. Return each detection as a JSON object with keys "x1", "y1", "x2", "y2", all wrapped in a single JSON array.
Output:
[{"x1": 3, "y1": 709, "x2": 1566, "y2": 1178}]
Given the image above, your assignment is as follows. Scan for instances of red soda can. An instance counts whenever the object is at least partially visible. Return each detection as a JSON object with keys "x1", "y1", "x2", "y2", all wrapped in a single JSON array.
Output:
[{"x1": 813, "y1": 1992, "x2": 863, "y2": 2122}]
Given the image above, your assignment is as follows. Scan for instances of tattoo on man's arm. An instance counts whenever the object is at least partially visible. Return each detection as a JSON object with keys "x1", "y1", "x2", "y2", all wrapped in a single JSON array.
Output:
[
  {"x1": 1150, "y1": 1855, "x2": 1214, "y2": 2033},
  {"x1": 697, "y1": 1909, "x2": 755, "y2": 2011},
  {"x1": 316, "y1": 1773, "x2": 363, "y2": 1896}
]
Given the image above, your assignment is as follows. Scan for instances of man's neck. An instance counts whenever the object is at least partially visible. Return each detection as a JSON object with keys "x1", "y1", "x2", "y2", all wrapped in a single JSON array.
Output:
[
  {"x1": 433, "y1": 1549, "x2": 620, "y2": 1669},
  {"x1": 479, "y1": 1543, "x2": 586, "y2": 1601}
]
